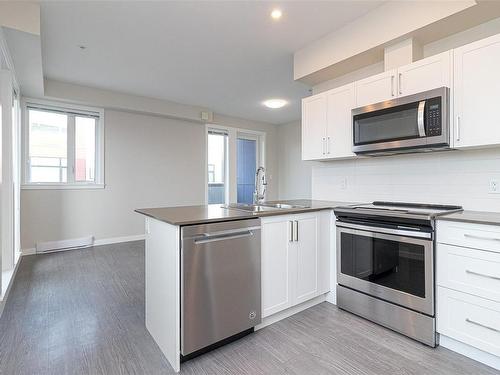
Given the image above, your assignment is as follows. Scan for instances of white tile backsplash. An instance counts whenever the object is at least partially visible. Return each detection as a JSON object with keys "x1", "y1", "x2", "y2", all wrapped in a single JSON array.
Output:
[{"x1": 312, "y1": 148, "x2": 500, "y2": 211}]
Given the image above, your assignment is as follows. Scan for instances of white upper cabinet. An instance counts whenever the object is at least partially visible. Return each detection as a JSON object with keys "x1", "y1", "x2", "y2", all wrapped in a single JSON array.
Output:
[
  {"x1": 355, "y1": 52, "x2": 452, "y2": 108},
  {"x1": 398, "y1": 51, "x2": 452, "y2": 97},
  {"x1": 302, "y1": 94, "x2": 327, "y2": 160},
  {"x1": 355, "y1": 70, "x2": 396, "y2": 108},
  {"x1": 454, "y1": 33, "x2": 500, "y2": 148},
  {"x1": 326, "y1": 84, "x2": 356, "y2": 159},
  {"x1": 302, "y1": 33, "x2": 500, "y2": 158},
  {"x1": 302, "y1": 83, "x2": 355, "y2": 161}
]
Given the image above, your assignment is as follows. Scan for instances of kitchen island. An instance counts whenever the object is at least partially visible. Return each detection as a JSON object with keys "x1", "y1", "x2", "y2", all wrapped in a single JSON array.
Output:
[{"x1": 135, "y1": 200, "x2": 350, "y2": 372}]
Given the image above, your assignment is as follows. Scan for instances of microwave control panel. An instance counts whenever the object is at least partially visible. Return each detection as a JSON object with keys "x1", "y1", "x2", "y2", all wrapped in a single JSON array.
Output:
[{"x1": 426, "y1": 97, "x2": 442, "y2": 136}]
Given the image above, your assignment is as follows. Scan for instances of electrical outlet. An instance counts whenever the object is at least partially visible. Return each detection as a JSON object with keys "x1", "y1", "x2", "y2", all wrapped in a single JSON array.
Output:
[
  {"x1": 489, "y1": 179, "x2": 500, "y2": 194},
  {"x1": 340, "y1": 177, "x2": 347, "y2": 190}
]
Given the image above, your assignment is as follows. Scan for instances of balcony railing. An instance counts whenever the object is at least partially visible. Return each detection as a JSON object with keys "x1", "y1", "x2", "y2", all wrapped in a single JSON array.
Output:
[{"x1": 208, "y1": 183, "x2": 225, "y2": 204}]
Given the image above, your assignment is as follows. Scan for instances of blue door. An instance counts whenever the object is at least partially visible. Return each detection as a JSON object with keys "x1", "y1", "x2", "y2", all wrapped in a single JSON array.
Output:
[{"x1": 237, "y1": 138, "x2": 257, "y2": 204}]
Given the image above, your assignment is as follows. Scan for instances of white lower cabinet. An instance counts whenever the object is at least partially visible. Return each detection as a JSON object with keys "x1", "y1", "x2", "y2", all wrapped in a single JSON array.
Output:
[
  {"x1": 436, "y1": 243, "x2": 500, "y2": 302},
  {"x1": 261, "y1": 216, "x2": 293, "y2": 317},
  {"x1": 261, "y1": 211, "x2": 331, "y2": 318},
  {"x1": 436, "y1": 220, "x2": 500, "y2": 363},
  {"x1": 437, "y1": 287, "x2": 500, "y2": 357},
  {"x1": 294, "y1": 215, "x2": 319, "y2": 305}
]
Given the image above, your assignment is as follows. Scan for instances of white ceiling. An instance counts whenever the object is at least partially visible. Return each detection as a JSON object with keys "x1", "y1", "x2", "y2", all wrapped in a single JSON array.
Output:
[{"x1": 40, "y1": 1, "x2": 383, "y2": 124}]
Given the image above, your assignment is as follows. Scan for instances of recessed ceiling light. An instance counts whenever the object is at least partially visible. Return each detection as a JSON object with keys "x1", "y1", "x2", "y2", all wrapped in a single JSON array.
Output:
[
  {"x1": 263, "y1": 99, "x2": 287, "y2": 109},
  {"x1": 271, "y1": 9, "x2": 282, "y2": 20}
]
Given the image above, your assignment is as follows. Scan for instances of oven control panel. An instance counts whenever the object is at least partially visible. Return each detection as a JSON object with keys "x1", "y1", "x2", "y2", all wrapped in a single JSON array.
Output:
[{"x1": 426, "y1": 97, "x2": 442, "y2": 137}]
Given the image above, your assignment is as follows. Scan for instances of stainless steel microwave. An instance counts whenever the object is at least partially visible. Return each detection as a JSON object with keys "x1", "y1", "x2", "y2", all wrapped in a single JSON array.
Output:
[{"x1": 352, "y1": 87, "x2": 450, "y2": 155}]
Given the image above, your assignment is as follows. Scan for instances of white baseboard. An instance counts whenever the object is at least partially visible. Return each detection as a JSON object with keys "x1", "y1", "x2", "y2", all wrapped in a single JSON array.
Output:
[
  {"x1": 255, "y1": 294, "x2": 327, "y2": 331},
  {"x1": 21, "y1": 247, "x2": 36, "y2": 256},
  {"x1": 22, "y1": 234, "x2": 146, "y2": 256},
  {"x1": 94, "y1": 234, "x2": 145, "y2": 246},
  {"x1": 36, "y1": 236, "x2": 94, "y2": 253},
  {"x1": 439, "y1": 335, "x2": 500, "y2": 371},
  {"x1": 325, "y1": 290, "x2": 336, "y2": 305}
]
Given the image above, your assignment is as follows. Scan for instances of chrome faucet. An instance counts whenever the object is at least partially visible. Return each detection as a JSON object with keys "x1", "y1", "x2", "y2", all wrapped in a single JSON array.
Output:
[{"x1": 253, "y1": 166, "x2": 267, "y2": 204}]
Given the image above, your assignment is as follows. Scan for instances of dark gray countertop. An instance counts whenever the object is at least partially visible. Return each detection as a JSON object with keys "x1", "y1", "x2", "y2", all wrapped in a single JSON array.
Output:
[
  {"x1": 437, "y1": 210, "x2": 500, "y2": 227},
  {"x1": 135, "y1": 200, "x2": 354, "y2": 226}
]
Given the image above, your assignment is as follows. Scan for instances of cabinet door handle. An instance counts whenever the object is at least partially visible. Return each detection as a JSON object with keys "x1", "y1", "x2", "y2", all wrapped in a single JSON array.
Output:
[
  {"x1": 456, "y1": 115, "x2": 461, "y2": 142},
  {"x1": 398, "y1": 72, "x2": 402, "y2": 95},
  {"x1": 293, "y1": 221, "x2": 299, "y2": 242},
  {"x1": 391, "y1": 75, "x2": 395, "y2": 97},
  {"x1": 289, "y1": 221, "x2": 294, "y2": 242},
  {"x1": 464, "y1": 233, "x2": 500, "y2": 242},
  {"x1": 322, "y1": 137, "x2": 326, "y2": 155},
  {"x1": 465, "y1": 318, "x2": 500, "y2": 333},
  {"x1": 466, "y1": 270, "x2": 500, "y2": 281},
  {"x1": 327, "y1": 136, "x2": 331, "y2": 154}
]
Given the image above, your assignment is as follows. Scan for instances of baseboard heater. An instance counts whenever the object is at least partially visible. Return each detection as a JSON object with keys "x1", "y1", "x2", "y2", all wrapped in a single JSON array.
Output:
[{"x1": 36, "y1": 236, "x2": 95, "y2": 254}]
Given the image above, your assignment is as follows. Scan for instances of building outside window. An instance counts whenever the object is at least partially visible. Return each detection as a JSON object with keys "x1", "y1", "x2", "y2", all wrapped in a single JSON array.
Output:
[
  {"x1": 207, "y1": 130, "x2": 228, "y2": 204},
  {"x1": 22, "y1": 99, "x2": 104, "y2": 189}
]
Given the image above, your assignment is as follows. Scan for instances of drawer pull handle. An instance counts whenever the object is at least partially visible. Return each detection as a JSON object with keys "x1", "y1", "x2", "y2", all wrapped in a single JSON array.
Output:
[
  {"x1": 464, "y1": 233, "x2": 500, "y2": 242},
  {"x1": 466, "y1": 270, "x2": 500, "y2": 281},
  {"x1": 465, "y1": 318, "x2": 500, "y2": 333}
]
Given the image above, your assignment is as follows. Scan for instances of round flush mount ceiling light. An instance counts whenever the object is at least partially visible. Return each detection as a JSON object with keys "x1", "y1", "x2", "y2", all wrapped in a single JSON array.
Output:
[
  {"x1": 271, "y1": 9, "x2": 282, "y2": 20},
  {"x1": 263, "y1": 99, "x2": 288, "y2": 109}
]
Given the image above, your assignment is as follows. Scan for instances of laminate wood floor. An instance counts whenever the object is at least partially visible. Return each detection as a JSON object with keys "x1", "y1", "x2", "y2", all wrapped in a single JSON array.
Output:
[{"x1": 0, "y1": 241, "x2": 498, "y2": 375}]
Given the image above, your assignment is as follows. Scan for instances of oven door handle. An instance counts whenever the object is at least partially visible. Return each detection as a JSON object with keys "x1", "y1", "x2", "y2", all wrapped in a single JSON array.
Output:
[
  {"x1": 336, "y1": 221, "x2": 432, "y2": 239},
  {"x1": 417, "y1": 100, "x2": 426, "y2": 137}
]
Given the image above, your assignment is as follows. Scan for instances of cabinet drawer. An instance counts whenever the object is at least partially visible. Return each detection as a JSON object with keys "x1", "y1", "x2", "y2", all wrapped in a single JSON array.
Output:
[
  {"x1": 437, "y1": 220, "x2": 500, "y2": 253},
  {"x1": 437, "y1": 243, "x2": 500, "y2": 302},
  {"x1": 437, "y1": 287, "x2": 500, "y2": 357}
]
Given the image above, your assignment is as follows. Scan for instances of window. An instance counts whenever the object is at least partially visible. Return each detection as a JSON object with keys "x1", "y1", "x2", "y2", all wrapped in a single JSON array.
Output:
[
  {"x1": 23, "y1": 100, "x2": 104, "y2": 188},
  {"x1": 206, "y1": 125, "x2": 265, "y2": 205},
  {"x1": 207, "y1": 130, "x2": 228, "y2": 204}
]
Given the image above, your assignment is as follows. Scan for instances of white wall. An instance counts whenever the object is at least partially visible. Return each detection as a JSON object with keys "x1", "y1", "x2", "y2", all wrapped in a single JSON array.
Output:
[
  {"x1": 21, "y1": 90, "x2": 280, "y2": 250},
  {"x1": 423, "y1": 16, "x2": 500, "y2": 57},
  {"x1": 21, "y1": 110, "x2": 203, "y2": 249},
  {"x1": 312, "y1": 149, "x2": 500, "y2": 211},
  {"x1": 312, "y1": 62, "x2": 383, "y2": 95},
  {"x1": 277, "y1": 121, "x2": 311, "y2": 200},
  {"x1": 1, "y1": 70, "x2": 14, "y2": 270},
  {"x1": 44, "y1": 79, "x2": 210, "y2": 123},
  {"x1": 294, "y1": 0, "x2": 476, "y2": 81},
  {"x1": 313, "y1": 16, "x2": 500, "y2": 95}
]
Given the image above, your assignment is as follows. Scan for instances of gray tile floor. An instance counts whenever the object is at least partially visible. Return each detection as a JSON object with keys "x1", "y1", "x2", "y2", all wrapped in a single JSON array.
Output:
[{"x1": 0, "y1": 241, "x2": 498, "y2": 375}]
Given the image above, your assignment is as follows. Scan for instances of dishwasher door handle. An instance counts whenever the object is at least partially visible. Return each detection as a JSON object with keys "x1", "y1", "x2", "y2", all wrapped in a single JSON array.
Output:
[{"x1": 194, "y1": 230, "x2": 255, "y2": 244}]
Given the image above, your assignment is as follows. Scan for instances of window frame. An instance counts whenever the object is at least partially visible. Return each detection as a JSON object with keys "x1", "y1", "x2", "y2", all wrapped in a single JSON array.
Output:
[
  {"x1": 206, "y1": 128, "x2": 229, "y2": 204},
  {"x1": 21, "y1": 98, "x2": 105, "y2": 190},
  {"x1": 205, "y1": 124, "x2": 265, "y2": 205}
]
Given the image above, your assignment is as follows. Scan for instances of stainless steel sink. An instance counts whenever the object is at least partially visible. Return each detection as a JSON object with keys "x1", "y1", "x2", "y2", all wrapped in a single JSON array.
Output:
[
  {"x1": 222, "y1": 204, "x2": 278, "y2": 213},
  {"x1": 261, "y1": 203, "x2": 309, "y2": 209},
  {"x1": 222, "y1": 202, "x2": 310, "y2": 213}
]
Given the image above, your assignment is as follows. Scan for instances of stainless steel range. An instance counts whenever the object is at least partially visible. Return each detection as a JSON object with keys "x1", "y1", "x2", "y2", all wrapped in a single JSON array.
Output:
[{"x1": 334, "y1": 202, "x2": 463, "y2": 347}]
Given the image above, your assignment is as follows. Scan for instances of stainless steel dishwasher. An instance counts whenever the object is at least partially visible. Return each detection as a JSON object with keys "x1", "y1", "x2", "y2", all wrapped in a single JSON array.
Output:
[{"x1": 181, "y1": 218, "x2": 261, "y2": 359}]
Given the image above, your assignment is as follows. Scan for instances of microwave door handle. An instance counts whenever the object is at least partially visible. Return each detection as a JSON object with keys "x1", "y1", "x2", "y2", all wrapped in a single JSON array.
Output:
[{"x1": 417, "y1": 100, "x2": 426, "y2": 137}]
